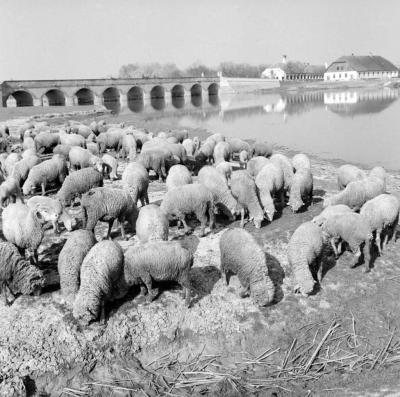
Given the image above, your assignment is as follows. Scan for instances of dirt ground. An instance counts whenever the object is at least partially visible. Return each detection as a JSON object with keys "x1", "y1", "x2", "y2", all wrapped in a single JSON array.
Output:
[{"x1": 1, "y1": 108, "x2": 400, "y2": 396}]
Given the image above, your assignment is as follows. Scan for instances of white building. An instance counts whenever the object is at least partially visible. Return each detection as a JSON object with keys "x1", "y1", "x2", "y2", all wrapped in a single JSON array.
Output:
[{"x1": 324, "y1": 55, "x2": 399, "y2": 81}]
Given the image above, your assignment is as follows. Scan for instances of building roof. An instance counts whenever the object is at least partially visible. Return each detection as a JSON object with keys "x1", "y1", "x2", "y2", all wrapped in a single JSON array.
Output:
[{"x1": 327, "y1": 55, "x2": 398, "y2": 73}]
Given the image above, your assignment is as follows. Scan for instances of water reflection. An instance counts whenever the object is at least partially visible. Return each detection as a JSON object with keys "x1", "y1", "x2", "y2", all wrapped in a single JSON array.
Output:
[
  {"x1": 151, "y1": 97, "x2": 165, "y2": 111},
  {"x1": 103, "y1": 100, "x2": 121, "y2": 114},
  {"x1": 209, "y1": 94, "x2": 220, "y2": 106},
  {"x1": 172, "y1": 96, "x2": 185, "y2": 109},
  {"x1": 128, "y1": 99, "x2": 144, "y2": 113},
  {"x1": 191, "y1": 95, "x2": 202, "y2": 107}
]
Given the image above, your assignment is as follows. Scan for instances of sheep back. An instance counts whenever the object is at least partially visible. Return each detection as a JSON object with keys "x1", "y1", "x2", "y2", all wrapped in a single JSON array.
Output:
[{"x1": 136, "y1": 204, "x2": 169, "y2": 243}]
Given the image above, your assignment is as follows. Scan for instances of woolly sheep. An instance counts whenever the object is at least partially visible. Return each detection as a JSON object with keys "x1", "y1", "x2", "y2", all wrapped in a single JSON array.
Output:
[
  {"x1": 4, "y1": 153, "x2": 21, "y2": 177},
  {"x1": 323, "y1": 176, "x2": 385, "y2": 211},
  {"x1": 167, "y1": 130, "x2": 189, "y2": 143},
  {"x1": 270, "y1": 153, "x2": 294, "y2": 192},
  {"x1": 213, "y1": 141, "x2": 231, "y2": 165},
  {"x1": 160, "y1": 183, "x2": 215, "y2": 237},
  {"x1": 0, "y1": 241, "x2": 45, "y2": 305},
  {"x1": 369, "y1": 166, "x2": 386, "y2": 183},
  {"x1": 23, "y1": 136, "x2": 35, "y2": 152},
  {"x1": 193, "y1": 136, "x2": 201, "y2": 151},
  {"x1": 2, "y1": 202, "x2": 47, "y2": 264},
  {"x1": 27, "y1": 196, "x2": 74, "y2": 232},
  {"x1": 58, "y1": 230, "x2": 96, "y2": 301},
  {"x1": 337, "y1": 164, "x2": 366, "y2": 190},
  {"x1": 0, "y1": 177, "x2": 24, "y2": 207},
  {"x1": 288, "y1": 168, "x2": 313, "y2": 212},
  {"x1": 292, "y1": 153, "x2": 311, "y2": 172},
  {"x1": 59, "y1": 130, "x2": 86, "y2": 148},
  {"x1": 167, "y1": 136, "x2": 179, "y2": 144},
  {"x1": 34, "y1": 132, "x2": 59, "y2": 154},
  {"x1": 121, "y1": 162, "x2": 149, "y2": 206},
  {"x1": 288, "y1": 222, "x2": 325, "y2": 296},
  {"x1": 136, "y1": 204, "x2": 169, "y2": 243},
  {"x1": 231, "y1": 170, "x2": 264, "y2": 228},
  {"x1": 215, "y1": 161, "x2": 232, "y2": 185},
  {"x1": 198, "y1": 165, "x2": 239, "y2": 219},
  {"x1": 322, "y1": 212, "x2": 372, "y2": 271},
  {"x1": 137, "y1": 149, "x2": 173, "y2": 182},
  {"x1": 247, "y1": 156, "x2": 270, "y2": 177},
  {"x1": 22, "y1": 148, "x2": 37, "y2": 159},
  {"x1": 208, "y1": 133, "x2": 225, "y2": 144},
  {"x1": 22, "y1": 155, "x2": 68, "y2": 195},
  {"x1": 227, "y1": 138, "x2": 250, "y2": 156},
  {"x1": 360, "y1": 194, "x2": 400, "y2": 255},
  {"x1": 53, "y1": 144, "x2": 71, "y2": 160},
  {"x1": 10, "y1": 154, "x2": 40, "y2": 186},
  {"x1": 73, "y1": 240, "x2": 124, "y2": 324},
  {"x1": 96, "y1": 129, "x2": 125, "y2": 153},
  {"x1": 195, "y1": 141, "x2": 215, "y2": 164},
  {"x1": 69, "y1": 147, "x2": 102, "y2": 171},
  {"x1": 239, "y1": 150, "x2": 249, "y2": 168},
  {"x1": 166, "y1": 164, "x2": 192, "y2": 191},
  {"x1": 255, "y1": 162, "x2": 284, "y2": 221},
  {"x1": 118, "y1": 133, "x2": 137, "y2": 161},
  {"x1": 76, "y1": 125, "x2": 92, "y2": 139},
  {"x1": 81, "y1": 187, "x2": 139, "y2": 240},
  {"x1": 311, "y1": 204, "x2": 353, "y2": 227},
  {"x1": 86, "y1": 142, "x2": 100, "y2": 155},
  {"x1": 219, "y1": 228, "x2": 275, "y2": 306},
  {"x1": 251, "y1": 141, "x2": 273, "y2": 158},
  {"x1": 101, "y1": 153, "x2": 118, "y2": 180},
  {"x1": 123, "y1": 240, "x2": 193, "y2": 306},
  {"x1": 182, "y1": 138, "x2": 195, "y2": 156},
  {"x1": 57, "y1": 167, "x2": 103, "y2": 206}
]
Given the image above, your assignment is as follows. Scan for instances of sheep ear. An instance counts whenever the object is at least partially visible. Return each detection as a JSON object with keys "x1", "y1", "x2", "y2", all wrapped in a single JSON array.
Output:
[
  {"x1": 88, "y1": 190, "x2": 95, "y2": 196},
  {"x1": 35, "y1": 210, "x2": 44, "y2": 221}
]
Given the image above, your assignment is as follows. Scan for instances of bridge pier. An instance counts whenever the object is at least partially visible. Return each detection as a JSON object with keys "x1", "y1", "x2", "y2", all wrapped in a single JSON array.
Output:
[
  {"x1": 120, "y1": 93, "x2": 127, "y2": 109},
  {"x1": 33, "y1": 98, "x2": 42, "y2": 107},
  {"x1": 94, "y1": 95, "x2": 103, "y2": 106},
  {"x1": 65, "y1": 96, "x2": 76, "y2": 106}
]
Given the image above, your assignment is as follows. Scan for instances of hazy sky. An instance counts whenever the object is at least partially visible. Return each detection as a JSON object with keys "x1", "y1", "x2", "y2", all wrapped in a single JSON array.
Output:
[{"x1": 1, "y1": 0, "x2": 399, "y2": 80}]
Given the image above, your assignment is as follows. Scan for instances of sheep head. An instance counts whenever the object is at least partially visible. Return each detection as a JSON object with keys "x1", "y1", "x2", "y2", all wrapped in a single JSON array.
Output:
[
  {"x1": 288, "y1": 195, "x2": 304, "y2": 213},
  {"x1": 294, "y1": 279, "x2": 315, "y2": 297}
]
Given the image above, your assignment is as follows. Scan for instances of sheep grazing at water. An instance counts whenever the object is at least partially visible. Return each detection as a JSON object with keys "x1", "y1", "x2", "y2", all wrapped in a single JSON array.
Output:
[
  {"x1": 118, "y1": 133, "x2": 137, "y2": 161},
  {"x1": 198, "y1": 165, "x2": 239, "y2": 220},
  {"x1": 195, "y1": 140, "x2": 215, "y2": 165},
  {"x1": 58, "y1": 230, "x2": 97, "y2": 302},
  {"x1": 34, "y1": 132, "x2": 60, "y2": 154},
  {"x1": 2, "y1": 202, "x2": 47, "y2": 264},
  {"x1": 137, "y1": 149, "x2": 173, "y2": 182},
  {"x1": 239, "y1": 150, "x2": 249, "y2": 169},
  {"x1": 73, "y1": 240, "x2": 124, "y2": 324},
  {"x1": 255, "y1": 162, "x2": 284, "y2": 222},
  {"x1": 22, "y1": 155, "x2": 68, "y2": 196},
  {"x1": 121, "y1": 162, "x2": 149, "y2": 206},
  {"x1": 251, "y1": 141, "x2": 273, "y2": 158},
  {"x1": 288, "y1": 222, "x2": 325, "y2": 296},
  {"x1": 0, "y1": 177, "x2": 24, "y2": 207},
  {"x1": 270, "y1": 153, "x2": 294, "y2": 193},
  {"x1": 101, "y1": 153, "x2": 118, "y2": 180},
  {"x1": 231, "y1": 170, "x2": 264, "y2": 228},
  {"x1": 182, "y1": 138, "x2": 196, "y2": 156},
  {"x1": 56, "y1": 168, "x2": 103, "y2": 206},
  {"x1": 369, "y1": 166, "x2": 386, "y2": 183},
  {"x1": 69, "y1": 147, "x2": 102, "y2": 171},
  {"x1": 321, "y1": 212, "x2": 373, "y2": 272},
  {"x1": 160, "y1": 184, "x2": 215, "y2": 237},
  {"x1": 10, "y1": 154, "x2": 40, "y2": 187},
  {"x1": 136, "y1": 204, "x2": 169, "y2": 243},
  {"x1": 193, "y1": 136, "x2": 201, "y2": 152},
  {"x1": 81, "y1": 187, "x2": 139, "y2": 240},
  {"x1": 247, "y1": 156, "x2": 270, "y2": 177},
  {"x1": 288, "y1": 168, "x2": 313, "y2": 212},
  {"x1": 213, "y1": 141, "x2": 232, "y2": 165},
  {"x1": 166, "y1": 164, "x2": 192, "y2": 191},
  {"x1": 27, "y1": 196, "x2": 73, "y2": 233},
  {"x1": 216, "y1": 161, "x2": 232, "y2": 185},
  {"x1": 208, "y1": 133, "x2": 225, "y2": 144},
  {"x1": 123, "y1": 240, "x2": 194, "y2": 306},
  {"x1": 337, "y1": 164, "x2": 366, "y2": 190},
  {"x1": 312, "y1": 204, "x2": 353, "y2": 227},
  {"x1": 0, "y1": 241, "x2": 45, "y2": 305},
  {"x1": 59, "y1": 130, "x2": 86, "y2": 148},
  {"x1": 360, "y1": 194, "x2": 400, "y2": 255},
  {"x1": 167, "y1": 130, "x2": 189, "y2": 143},
  {"x1": 227, "y1": 138, "x2": 251, "y2": 158},
  {"x1": 323, "y1": 176, "x2": 385, "y2": 211},
  {"x1": 219, "y1": 228, "x2": 275, "y2": 306},
  {"x1": 292, "y1": 153, "x2": 311, "y2": 172}
]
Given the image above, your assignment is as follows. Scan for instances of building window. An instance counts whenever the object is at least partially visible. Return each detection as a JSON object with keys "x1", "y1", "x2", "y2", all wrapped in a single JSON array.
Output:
[
  {"x1": 333, "y1": 74, "x2": 335, "y2": 78},
  {"x1": 345, "y1": 73, "x2": 347, "y2": 78},
  {"x1": 337, "y1": 66, "x2": 339, "y2": 71},
  {"x1": 338, "y1": 74, "x2": 341, "y2": 78}
]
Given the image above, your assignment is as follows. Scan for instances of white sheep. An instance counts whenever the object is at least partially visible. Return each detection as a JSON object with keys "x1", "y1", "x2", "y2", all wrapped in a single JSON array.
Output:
[
  {"x1": 121, "y1": 162, "x2": 150, "y2": 206},
  {"x1": 101, "y1": 153, "x2": 118, "y2": 180},
  {"x1": 255, "y1": 162, "x2": 284, "y2": 221},
  {"x1": 58, "y1": 230, "x2": 97, "y2": 302},
  {"x1": 160, "y1": 183, "x2": 215, "y2": 237},
  {"x1": 251, "y1": 141, "x2": 273, "y2": 158},
  {"x1": 369, "y1": 166, "x2": 386, "y2": 182},
  {"x1": 2, "y1": 202, "x2": 47, "y2": 264},
  {"x1": 136, "y1": 204, "x2": 169, "y2": 243},
  {"x1": 311, "y1": 204, "x2": 353, "y2": 227},
  {"x1": 4, "y1": 153, "x2": 21, "y2": 177},
  {"x1": 288, "y1": 168, "x2": 313, "y2": 212},
  {"x1": 360, "y1": 194, "x2": 400, "y2": 255},
  {"x1": 118, "y1": 133, "x2": 137, "y2": 160},
  {"x1": 69, "y1": 147, "x2": 102, "y2": 171},
  {"x1": 337, "y1": 164, "x2": 366, "y2": 190},
  {"x1": 182, "y1": 138, "x2": 195, "y2": 156},
  {"x1": 227, "y1": 138, "x2": 251, "y2": 157},
  {"x1": 322, "y1": 212, "x2": 373, "y2": 272},
  {"x1": 215, "y1": 161, "x2": 232, "y2": 185},
  {"x1": 239, "y1": 150, "x2": 249, "y2": 169},
  {"x1": 0, "y1": 177, "x2": 24, "y2": 207},
  {"x1": 231, "y1": 170, "x2": 264, "y2": 228},
  {"x1": 288, "y1": 222, "x2": 325, "y2": 296},
  {"x1": 219, "y1": 228, "x2": 275, "y2": 306},
  {"x1": 123, "y1": 240, "x2": 193, "y2": 306},
  {"x1": 213, "y1": 141, "x2": 232, "y2": 165},
  {"x1": 10, "y1": 154, "x2": 40, "y2": 187},
  {"x1": 166, "y1": 164, "x2": 192, "y2": 191},
  {"x1": 292, "y1": 153, "x2": 311, "y2": 172},
  {"x1": 73, "y1": 240, "x2": 124, "y2": 324},
  {"x1": 247, "y1": 156, "x2": 270, "y2": 177},
  {"x1": 270, "y1": 153, "x2": 294, "y2": 192}
]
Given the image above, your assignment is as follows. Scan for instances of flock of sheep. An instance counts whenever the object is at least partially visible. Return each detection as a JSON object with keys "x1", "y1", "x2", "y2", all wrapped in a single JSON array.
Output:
[{"x1": 0, "y1": 119, "x2": 397, "y2": 325}]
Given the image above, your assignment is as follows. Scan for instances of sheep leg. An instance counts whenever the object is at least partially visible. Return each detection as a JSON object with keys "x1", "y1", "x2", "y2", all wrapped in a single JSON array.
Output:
[
  {"x1": 119, "y1": 219, "x2": 126, "y2": 240},
  {"x1": 363, "y1": 241, "x2": 371, "y2": 273},
  {"x1": 208, "y1": 204, "x2": 215, "y2": 230},
  {"x1": 99, "y1": 301, "x2": 106, "y2": 325},
  {"x1": 179, "y1": 272, "x2": 192, "y2": 307},
  {"x1": 375, "y1": 230, "x2": 382, "y2": 256},
  {"x1": 33, "y1": 249, "x2": 39, "y2": 265},
  {"x1": 144, "y1": 192, "x2": 149, "y2": 205},
  {"x1": 143, "y1": 274, "x2": 158, "y2": 302},
  {"x1": 240, "y1": 208, "x2": 245, "y2": 228},
  {"x1": 41, "y1": 182, "x2": 46, "y2": 196},
  {"x1": 139, "y1": 283, "x2": 148, "y2": 296},
  {"x1": 52, "y1": 220, "x2": 60, "y2": 234},
  {"x1": 223, "y1": 269, "x2": 232, "y2": 286},
  {"x1": 2, "y1": 283, "x2": 15, "y2": 306},
  {"x1": 196, "y1": 211, "x2": 207, "y2": 237},
  {"x1": 106, "y1": 219, "x2": 114, "y2": 240},
  {"x1": 330, "y1": 238, "x2": 339, "y2": 258},
  {"x1": 181, "y1": 217, "x2": 192, "y2": 235},
  {"x1": 280, "y1": 190, "x2": 286, "y2": 208},
  {"x1": 337, "y1": 241, "x2": 343, "y2": 255}
]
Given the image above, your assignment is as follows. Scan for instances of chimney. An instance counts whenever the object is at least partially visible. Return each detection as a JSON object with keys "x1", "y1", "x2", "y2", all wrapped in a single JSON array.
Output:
[
  {"x1": 282, "y1": 54, "x2": 287, "y2": 64},
  {"x1": 324, "y1": 62, "x2": 328, "y2": 69}
]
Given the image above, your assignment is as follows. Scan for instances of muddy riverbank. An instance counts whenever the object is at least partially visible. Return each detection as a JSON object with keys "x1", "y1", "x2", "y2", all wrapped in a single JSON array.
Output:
[{"x1": 1, "y1": 109, "x2": 400, "y2": 396}]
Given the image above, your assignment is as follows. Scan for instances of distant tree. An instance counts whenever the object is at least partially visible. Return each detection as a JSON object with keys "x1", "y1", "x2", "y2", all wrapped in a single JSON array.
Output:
[
  {"x1": 118, "y1": 62, "x2": 182, "y2": 78},
  {"x1": 219, "y1": 62, "x2": 270, "y2": 78},
  {"x1": 184, "y1": 62, "x2": 217, "y2": 77}
]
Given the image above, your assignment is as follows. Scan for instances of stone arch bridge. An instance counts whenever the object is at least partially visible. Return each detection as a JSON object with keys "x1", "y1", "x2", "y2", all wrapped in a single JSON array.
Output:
[{"x1": 0, "y1": 77, "x2": 220, "y2": 108}]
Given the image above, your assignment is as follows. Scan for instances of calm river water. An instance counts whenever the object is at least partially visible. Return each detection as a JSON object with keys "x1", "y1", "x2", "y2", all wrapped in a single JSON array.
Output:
[{"x1": 113, "y1": 86, "x2": 400, "y2": 170}]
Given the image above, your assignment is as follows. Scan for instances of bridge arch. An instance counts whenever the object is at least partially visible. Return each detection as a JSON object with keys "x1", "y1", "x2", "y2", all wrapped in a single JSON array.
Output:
[
  {"x1": 150, "y1": 85, "x2": 165, "y2": 99},
  {"x1": 127, "y1": 86, "x2": 143, "y2": 101},
  {"x1": 171, "y1": 85, "x2": 185, "y2": 98},
  {"x1": 75, "y1": 88, "x2": 94, "y2": 105},
  {"x1": 208, "y1": 83, "x2": 219, "y2": 96},
  {"x1": 102, "y1": 87, "x2": 120, "y2": 103},
  {"x1": 43, "y1": 89, "x2": 66, "y2": 106},
  {"x1": 7, "y1": 90, "x2": 34, "y2": 107},
  {"x1": 190, "y1": 84, "x2": 202, "y2": 97}
]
